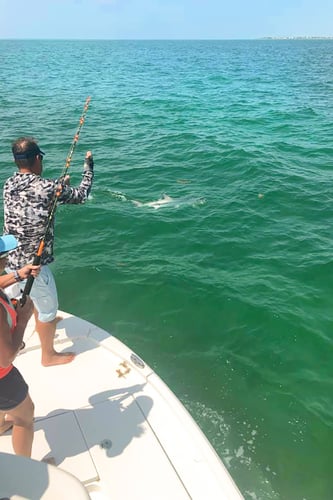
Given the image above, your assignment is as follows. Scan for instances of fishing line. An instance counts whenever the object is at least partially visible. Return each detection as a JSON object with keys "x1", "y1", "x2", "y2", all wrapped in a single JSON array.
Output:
[{"x1": 20, "y1": 96, "x2": 91, "y2": 306}]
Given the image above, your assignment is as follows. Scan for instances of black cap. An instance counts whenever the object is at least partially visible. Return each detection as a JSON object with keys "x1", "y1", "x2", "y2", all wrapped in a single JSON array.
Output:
[{"x1": 13, "y1": 145, "x2": 45, "y2": 160}]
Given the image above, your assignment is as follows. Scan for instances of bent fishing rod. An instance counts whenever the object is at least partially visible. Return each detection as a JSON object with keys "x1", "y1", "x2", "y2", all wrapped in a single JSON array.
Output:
[{"x1": 20, "y1": 96, "x2": 91, "y2": 306}]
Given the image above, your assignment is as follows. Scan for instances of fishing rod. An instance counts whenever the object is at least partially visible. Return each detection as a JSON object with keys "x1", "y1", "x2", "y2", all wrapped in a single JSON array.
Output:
[{"x1": 20, "y1": 96, "x2": 91, "y2": 306}]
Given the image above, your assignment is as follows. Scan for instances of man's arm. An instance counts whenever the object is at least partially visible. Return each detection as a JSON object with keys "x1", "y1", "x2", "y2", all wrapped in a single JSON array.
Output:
[
  {"x1": 58, "y1": 151, "x2": 94, "y2": 205},
  {"x1": 0, "y1": 264, "x2": 40, "y2": 289}
]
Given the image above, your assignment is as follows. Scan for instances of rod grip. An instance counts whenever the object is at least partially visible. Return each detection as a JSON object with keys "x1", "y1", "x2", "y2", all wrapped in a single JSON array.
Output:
[{"x1": 20, "y1": 254, "x2": 41, "y2": 306}]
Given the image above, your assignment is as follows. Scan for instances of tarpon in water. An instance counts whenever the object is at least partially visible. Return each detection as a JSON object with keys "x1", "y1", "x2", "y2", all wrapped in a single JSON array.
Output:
[
  {"x1": 131, "y1": 194, "x2": 205, "y2": 210},
  {"x1": 132, "y1": 194, "x2": 175, "y2": 209}
]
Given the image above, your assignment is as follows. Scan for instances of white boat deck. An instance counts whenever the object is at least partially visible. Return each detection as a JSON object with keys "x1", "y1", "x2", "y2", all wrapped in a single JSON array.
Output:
[{"x1": 0, "y1": 311, "x2": 243, "y2": 499}]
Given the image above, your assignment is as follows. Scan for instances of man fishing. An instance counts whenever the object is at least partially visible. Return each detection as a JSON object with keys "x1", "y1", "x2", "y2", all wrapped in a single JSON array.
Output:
[{"x1": 3, "y1": 137, "x2": 94, "y2": 366}]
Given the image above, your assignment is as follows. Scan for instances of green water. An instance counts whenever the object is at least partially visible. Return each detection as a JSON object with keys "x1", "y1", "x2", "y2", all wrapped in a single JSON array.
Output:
[{"x1": 1, "y1": 39, "x2": 333, "y2": 499}]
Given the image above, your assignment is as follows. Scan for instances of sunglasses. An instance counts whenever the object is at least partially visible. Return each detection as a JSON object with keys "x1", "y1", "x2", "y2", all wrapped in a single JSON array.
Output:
[{"x1": 0, "y1": 252, "x2": 9, "y2": 259}]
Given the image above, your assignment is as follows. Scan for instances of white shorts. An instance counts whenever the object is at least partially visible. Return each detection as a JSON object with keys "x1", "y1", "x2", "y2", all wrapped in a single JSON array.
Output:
[{"x1": 5, "y1": 265, "x2": 58, "y2": 323}]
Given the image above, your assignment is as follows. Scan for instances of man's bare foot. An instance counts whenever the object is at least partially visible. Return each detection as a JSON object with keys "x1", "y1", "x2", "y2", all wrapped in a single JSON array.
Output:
[{"x1": 42, "y1": 351, "x2": 75, "y2": 367}]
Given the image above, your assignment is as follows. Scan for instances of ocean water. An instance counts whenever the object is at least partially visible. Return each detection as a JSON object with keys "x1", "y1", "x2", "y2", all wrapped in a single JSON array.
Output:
[{"x1": 1, "y1": 39, "x2": 333, "y2": 499}]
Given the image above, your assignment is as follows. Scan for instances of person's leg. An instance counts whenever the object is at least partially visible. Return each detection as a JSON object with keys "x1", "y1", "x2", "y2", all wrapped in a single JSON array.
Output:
[
  {"x1": 6, "y1": 394, "x2": 34, "y2": 457},
  {"x1": 0, "y1": 409, "x2": 13, "y2": 434},
  {"x1": 1, "y1": 369, "x2": 34, "y2": 457},
  {"x1": 34, "y1": 312, "x2": 75, "y2": 366},
  {"x1": 30, "y1": 266, "x2": 75, "y2": 366}
]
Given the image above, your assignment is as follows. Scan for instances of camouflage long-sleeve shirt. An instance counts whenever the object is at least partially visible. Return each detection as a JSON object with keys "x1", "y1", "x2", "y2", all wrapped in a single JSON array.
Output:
[{"x1": 3, "y1": 169, "x2": 93, "y2": 269}]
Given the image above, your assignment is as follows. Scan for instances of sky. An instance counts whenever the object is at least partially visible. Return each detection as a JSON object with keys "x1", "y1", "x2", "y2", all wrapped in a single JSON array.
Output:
[{"x1": 0, "y1": 0, "x2": 332, "y2": 40}]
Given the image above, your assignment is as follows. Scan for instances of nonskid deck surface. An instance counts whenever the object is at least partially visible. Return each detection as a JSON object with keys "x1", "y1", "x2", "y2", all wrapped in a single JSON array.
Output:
[{"x1": 0, "y1": 312, "x2": 243, "y2": 499}]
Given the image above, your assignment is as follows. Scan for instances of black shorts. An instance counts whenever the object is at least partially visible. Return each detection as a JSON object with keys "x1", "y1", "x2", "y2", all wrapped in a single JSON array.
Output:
[{"x1": 0, "y1": 366, "x2": 29, "y2": 410}]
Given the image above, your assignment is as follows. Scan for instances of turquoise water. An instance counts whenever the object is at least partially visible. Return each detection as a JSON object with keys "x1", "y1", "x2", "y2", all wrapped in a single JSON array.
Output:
[{"x1": 1, "y1": 39, "x2": 333, "y2": 499}]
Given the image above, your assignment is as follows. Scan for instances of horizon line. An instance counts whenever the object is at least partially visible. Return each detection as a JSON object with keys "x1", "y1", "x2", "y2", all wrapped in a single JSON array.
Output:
[{"x1": 1, "y1": 36, "x2": 333, "y2": 41}]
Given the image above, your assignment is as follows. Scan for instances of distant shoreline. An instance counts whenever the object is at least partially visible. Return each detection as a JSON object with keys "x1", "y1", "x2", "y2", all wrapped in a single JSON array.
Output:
[{"x1": 261, "y1": 36, "x2": 333, "y2": 40}]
